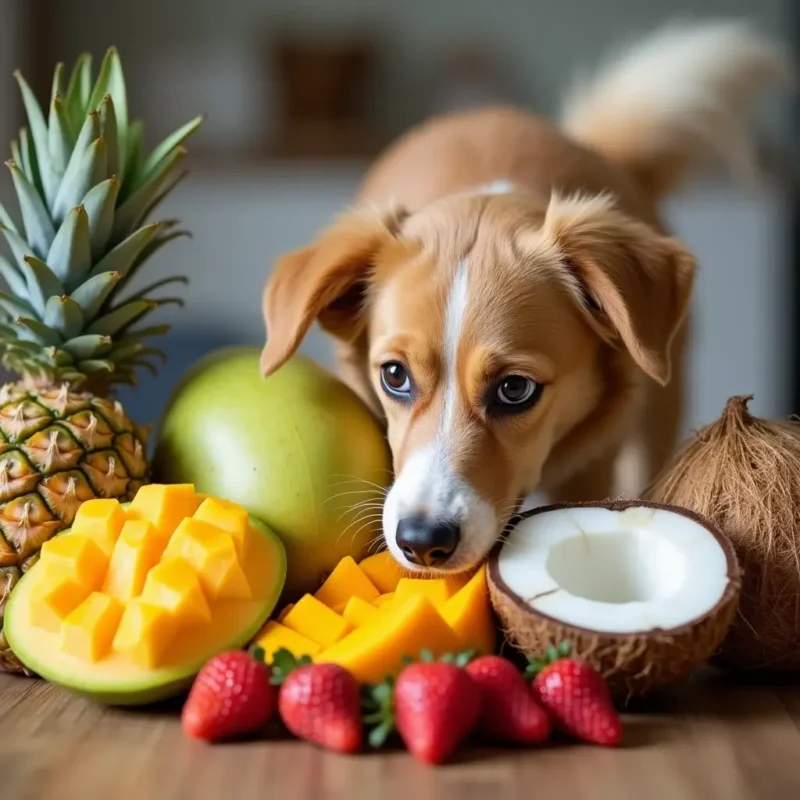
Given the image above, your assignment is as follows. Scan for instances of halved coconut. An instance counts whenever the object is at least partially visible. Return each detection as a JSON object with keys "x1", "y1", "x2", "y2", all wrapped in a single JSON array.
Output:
[{"x1": 488, "y1": 501, "x2": 741, "y2": 697}]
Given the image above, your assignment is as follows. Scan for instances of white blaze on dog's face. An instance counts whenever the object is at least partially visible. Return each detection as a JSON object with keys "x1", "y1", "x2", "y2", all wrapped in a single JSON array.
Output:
[{"x1": 260, "y1": 191, "x2": 695, "y2": 576}]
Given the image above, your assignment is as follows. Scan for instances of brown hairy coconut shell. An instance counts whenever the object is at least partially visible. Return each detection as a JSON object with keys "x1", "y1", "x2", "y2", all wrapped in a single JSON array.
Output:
[
  {"x1": 488, "y1": 500, "x2": 741, "y2": 698},
  {"x1": 648, "y1": 395, "x2": 800, "y2": 671}
]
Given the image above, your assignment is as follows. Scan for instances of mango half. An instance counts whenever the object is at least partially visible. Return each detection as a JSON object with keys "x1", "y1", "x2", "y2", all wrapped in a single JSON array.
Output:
[{"x1": 5, "y1": 485, "x2": 286, "y2": 705}]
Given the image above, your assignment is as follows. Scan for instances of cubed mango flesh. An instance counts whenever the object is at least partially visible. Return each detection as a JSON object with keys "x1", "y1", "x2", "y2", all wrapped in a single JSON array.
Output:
[
  {"x1": 254, "y1": 621, "x2": 322, "y2": 661},
  {"x1": 394, "y1": 578, "x2": 451, "y2": 608},
  {"x1": 342, "y1": 595, "x2": 380, "y2": 628},
  {"x1": 374, "y1": 593, "x2": 395, "y2": 607},
  {"x1": 28, "y1": 570, "x2": 91, "y2": 632},
  {"x1": 358, "y1": 551, "x2": 407, "y2": 593},
  {"x1": 103, "y1": 520, "x2": 165, "y2": 603},
  {"x1": 140, "y1": 559, "x2": 211, "y2": 626},
  {"x1": 40, "y1": 535, "x2": 107, "y2": 590},
  {"x1": 315, "y1": 556, "x2": 379, "y2": 610},
  {"x1": 60, "y1": 592, "x2": 123, "y2": 662},
  {"x1": 281, "y1": 594, "x2": 352, "y2": 648},
  {"x1": 72, "y1": 499, "x2": 126, "y2": 557},
  {"x1": 440, "y1": 565, "x2": 496, "y2": 655},
  {"x1": 315, "y1": 595, "x2": 464, "y2": 683},
  {"x1": 162, "y1": 518, "x2": 251, "y2": 600},
  {"x1": 128, "y1": 484, "x2": 199, "y2": 540},
  {"x1": 112, "y1": 599, "x2": 178, "y2": 669},
  {"x1": 193, "y1": 496, "x2": 250, "y2": 559}
]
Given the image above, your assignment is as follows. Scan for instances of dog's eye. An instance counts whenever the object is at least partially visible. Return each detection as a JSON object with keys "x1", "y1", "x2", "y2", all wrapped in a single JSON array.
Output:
[
  {"x1": 492, "y1": 375, "x2": 541, "y2": 412},
  {"x1": 380, "y1": 362, "x2": 412, "y2": 397}
]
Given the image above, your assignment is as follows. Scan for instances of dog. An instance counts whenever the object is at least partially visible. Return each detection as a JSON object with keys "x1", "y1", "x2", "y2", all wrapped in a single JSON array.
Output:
[{"x1": 260, "y1": 21, "x2": 791, "y2": 575}]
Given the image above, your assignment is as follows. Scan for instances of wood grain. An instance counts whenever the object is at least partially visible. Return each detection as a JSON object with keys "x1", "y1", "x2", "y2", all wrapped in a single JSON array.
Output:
[{"x1": 2, "y1": 668, "x2": 800, "y2": 800}]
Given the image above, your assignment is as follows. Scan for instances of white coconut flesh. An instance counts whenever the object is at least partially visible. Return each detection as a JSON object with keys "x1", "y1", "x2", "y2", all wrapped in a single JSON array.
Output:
[{"x1": 496, "y1": 505, "x2": 733, "y2": 634}]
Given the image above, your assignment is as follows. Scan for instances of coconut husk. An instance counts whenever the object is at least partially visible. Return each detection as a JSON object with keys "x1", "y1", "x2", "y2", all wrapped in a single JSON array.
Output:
[{"x1": 648, "y1": 395, "x2": 800, "y2": 671}]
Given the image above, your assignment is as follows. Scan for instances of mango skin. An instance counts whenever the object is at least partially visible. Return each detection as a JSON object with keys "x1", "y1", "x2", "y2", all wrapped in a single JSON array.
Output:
[{"x1": 152, "y1": 348, "x2": 392, "y2": 599}]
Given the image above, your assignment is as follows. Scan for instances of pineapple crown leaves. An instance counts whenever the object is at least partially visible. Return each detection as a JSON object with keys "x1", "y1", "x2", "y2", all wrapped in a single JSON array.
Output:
[
  {"x1": 0, "y1": 47, "x2": 204, "y2": 391},
  {"x1": 524, "y1": 640, "x2": 573, "y2": 680}
]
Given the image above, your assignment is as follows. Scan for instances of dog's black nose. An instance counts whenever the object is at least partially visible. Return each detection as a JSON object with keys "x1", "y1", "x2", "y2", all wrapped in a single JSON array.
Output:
[{"x1": 395, "y1": 517, "x2": 460, "y2": 567}]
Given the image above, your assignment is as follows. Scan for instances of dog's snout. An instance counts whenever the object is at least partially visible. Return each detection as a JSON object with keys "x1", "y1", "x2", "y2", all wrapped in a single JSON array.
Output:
[{"x1": 395, "y1": 517, "x2": 460, "y2": 567}]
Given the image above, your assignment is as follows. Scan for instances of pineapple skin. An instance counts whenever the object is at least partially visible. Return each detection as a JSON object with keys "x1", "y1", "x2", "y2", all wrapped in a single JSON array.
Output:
[{"x1": 0, "y1": 383, "x2": 148, "y2": 673}]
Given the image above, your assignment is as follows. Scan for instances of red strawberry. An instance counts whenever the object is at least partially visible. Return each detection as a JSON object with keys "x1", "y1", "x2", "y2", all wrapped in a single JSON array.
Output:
[
  {"x1": 278, "y1": 662, "x2": 363, "y2": 753},
  {"x1": 393, "y1": 660, "x2": 481, "y2": 764},
  {"x1": 527, "y1": 644, "x2": 622, "y2": 747},
  {"x1": 465, "y1": 655, "x2": 552, "y2": 744},
  {"x1": 182, "y1": 650, "x2": 276, "y2": 742}
]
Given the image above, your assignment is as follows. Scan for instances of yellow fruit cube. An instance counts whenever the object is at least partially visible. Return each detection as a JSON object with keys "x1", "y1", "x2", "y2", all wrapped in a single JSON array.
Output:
[
  {"x1": 277, "y1": 603, "x2": 294, "y2": 622},
  {"x1": 39, "y1": 534, "x2": 107, "y2": 589},
  {"x1": 103, "y1": 520, "x2": 166, "y2": 602},
  {"x1": 315, "y1": 556, "x2": 379, "y2": 610},
  {"x1": 140, "y1": 558, "x2": 211, "y2": 625},
  {"x1": 359, "y1": 551, "x2": 407, "y2": 593},
  {"x1": 128, "y1": 484, "x2": 199, "y2": 539},
  {"x1": 315, "y1": 595, "x2": 463, "y2": 683},
  {"x1": 342, "y1": 595, "x2": 379, "y2": 628},
  {"x1": 394, "y1": 578, "x2": 452, "y2": 608},
  {"x1": 162, "y1": 518, "x2": 251, "y2": 600},
  {"x1": 72, "y1": 499, "x2": 126, "y2": 557},
  {"x1": 440, "y1": 565, "x2": 495, "y2": 655},
  {"x1": 254, "y1": 621, "x2": 322, "y2": 661},
  {"x1": 29, "y1": 570, "x2": 91, "y2": 632},
  {"x1": 112, "y1": 599, "x2": 177, "y2": 668},
  {"x1": 193, "y1": 496, "x2": 250, "y2": 559},
  {"x1": 374, "y1": 593, "x2": 395, "y2": 607},
  {"x1": 61, "y1": 592, "x2": 124, "y2": 662},
  {"x1": 282, "y1": 594, "x2": 352, "y2": 648}
]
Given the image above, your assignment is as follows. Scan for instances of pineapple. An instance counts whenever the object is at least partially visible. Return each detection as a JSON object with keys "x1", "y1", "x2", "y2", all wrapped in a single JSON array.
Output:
[{"x1": 0, "y1": 48, "x2": 202, "y2": 672}]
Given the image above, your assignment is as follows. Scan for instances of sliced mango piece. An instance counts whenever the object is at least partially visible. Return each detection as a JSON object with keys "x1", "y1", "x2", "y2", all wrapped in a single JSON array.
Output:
[
  {"x1": 254, "y1": 621, "x2": 322, "y2": 661},
  {"x1": 39, "y1": 535, "x2": 107, "y2": 590},
  {"x1": 277, "y1": 603, "x2": 294, "y2": 622},
  {"x1": 440, "y1": 565, "x2": 496, "y2": 655},
  {"x1": 112, "y1": 599, "x2": 178, "y2": 669},
  {"x1": 72, "y1": 499, "x2": 126, "y2": 557},
  {"x1": 103, "y1": 520, "x2": 166, "y2": 603},
  {"x1": 128, "y1": 484, "x2": 199, "y2": 541},
  {"x1": 315, "y1": 595, "x2": 463, "y2": 683},
  {"x1": 359, "y1": 551, "x2": 407, "y2": 593},
  {"x1": 315, "y1": 556, "x2": 379, "y2": 610},
  {"x1": 61, "y1": 592, "x2": 124, "y2": 662},
  {"x1": 140, "y1": 558, "x2": 211, "y2": 626},
  {"x1": 29, "y1": 570, "x2": 91, "y2": 632},
  {"x1": 394, "y1": 578, "x2": 451, "y2": 608},
  {"x1": 282, "y1": 594, "x2": 352, "y2": 648},
  {"x1": 374, "y1": 593, "x2": 395, "y2": 607},
  {"x1": 342, "y1": 595, "x2": 379, "y2": 628},
  {"x1": 163, "y1": 518, "x2": 251, "y2": 600},
  {"x1": 193, "y1": 496, "x2": 250, "y2": 559}
]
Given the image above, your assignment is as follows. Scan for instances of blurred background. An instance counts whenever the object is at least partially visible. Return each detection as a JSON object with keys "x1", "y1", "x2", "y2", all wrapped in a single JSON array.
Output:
[{"x1": 0, "y1": 0, "x2": 797, "y2": 436}]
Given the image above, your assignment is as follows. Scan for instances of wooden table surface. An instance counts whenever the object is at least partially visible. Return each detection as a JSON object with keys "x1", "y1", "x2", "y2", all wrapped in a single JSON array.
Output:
[{"x1": 2, "y1": 668, "x2": 800, "y2": 800}]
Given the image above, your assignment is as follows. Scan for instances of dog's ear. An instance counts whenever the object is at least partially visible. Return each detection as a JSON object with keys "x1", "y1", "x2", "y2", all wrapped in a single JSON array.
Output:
[
  {"x1": 260, "y1": 201, "x2": 409, "y2": 376},
  {"x1": 537, "y1": 193, "x2": 696, "y2": 385}
]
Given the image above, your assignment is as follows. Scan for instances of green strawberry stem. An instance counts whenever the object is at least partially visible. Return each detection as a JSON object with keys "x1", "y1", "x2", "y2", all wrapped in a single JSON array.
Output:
[
  {"x1": 524, "y1": 640, "x2": 573, "y2": 680},
  {"x1": 249, "y1": 646, "x2": 313, "y2": 686}
]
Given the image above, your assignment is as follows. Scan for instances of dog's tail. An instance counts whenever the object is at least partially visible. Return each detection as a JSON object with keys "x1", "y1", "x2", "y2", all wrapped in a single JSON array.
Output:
[{"x1": 560, "y1": 20, "x2": 794, "y2": 197}]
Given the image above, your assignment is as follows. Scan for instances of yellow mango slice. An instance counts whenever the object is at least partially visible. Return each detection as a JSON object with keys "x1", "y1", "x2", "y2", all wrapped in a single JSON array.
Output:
[
  {"x1": 359, "y1": 551, "x2": 407, "y2": 593},
  {"x1": 315, "y1": 556, "x2": 379, "y2": 610},
  {"x1": 440, "y1": 565, "x2": 495, "y2": 655},
  {"x1": 103, "y1": 520, "x2": 166, "y2": 603},
  {"x1": 315, "y1": 595, "x2": 463, "y2": 683},
  {"x1": 163, "y1": 518, "x2": 251, "y2": 600},
  {"x1": 254, "y1": 621, "x2": 322, "y2": 661},
  {"x1": 61, "y1": 592, "x2": 124, "y2": 662},
  {"x1": 112, "y1": 599, "x2": 178, "y2": 668},
  {"x1": 72, "y1": 499, "x2": 126, "y2": 557},
  {"x1": 277, "y1": 603, "x2": 294, "y2": 622},
  {"x1": 140, "y1": 558, "x2": 211, "y2": 626},
  {"x1": 193, "y1": 496, "x2": 250, "y2": 559},
  {"x1": 29, "y1": 570, "x2": 91, "y2": 632},
  {"x1": 40, "y1": 535, "x2": 107, "y2": 590},
  {"x1": 394, "y1": 578, "x2": 452, "y2": 608},
  {"x1": 282, "y1": 594, "x2": 352, "y2": 648},
  {"x1": 342, "y1": 595, "x2": 379, "y2": 628},
  {"x1": 374, "y1": 593, "x2": 395, "y2": 607},
  {"x1": 128, "y1": 484, "x2": 199, "y2": 540}
]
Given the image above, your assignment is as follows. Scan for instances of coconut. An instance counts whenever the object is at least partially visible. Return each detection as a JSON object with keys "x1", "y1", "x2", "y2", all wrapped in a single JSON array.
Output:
[
  {"x1": 488, "y1": 501, "x2": 740, "y2": 698},
  {"x1": 648, "y1": 395, "x2": 800, "y2": 671}
]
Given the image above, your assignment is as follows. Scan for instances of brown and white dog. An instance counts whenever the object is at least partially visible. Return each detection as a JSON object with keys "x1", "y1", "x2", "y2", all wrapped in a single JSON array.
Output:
[{"x1": 260, "y1": 21, "x2": 791, "y2": 575}]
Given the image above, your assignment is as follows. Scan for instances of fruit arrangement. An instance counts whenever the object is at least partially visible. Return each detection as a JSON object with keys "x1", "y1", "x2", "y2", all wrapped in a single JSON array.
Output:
[
  {"x1": 181, "y1": 643, "x2": 623, "y2": 764},
  {"x1": 0, "y1": 49, "x2": 202, "y2": 672}
]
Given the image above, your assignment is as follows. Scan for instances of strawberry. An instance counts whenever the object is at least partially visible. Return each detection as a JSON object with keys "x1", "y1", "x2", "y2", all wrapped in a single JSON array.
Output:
[
  {"x1": 526, "y1": 643, "x2": 623, "y2": 747},
  {"x1": 181, "y1": 650, "x2": 276, "y2": 742},
  {"x1": 274, "y1": 650, "x2": 363, "y2": 754},
  {"x1": 465, "y1": 655, "x2": 552, "y2": 744}
]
